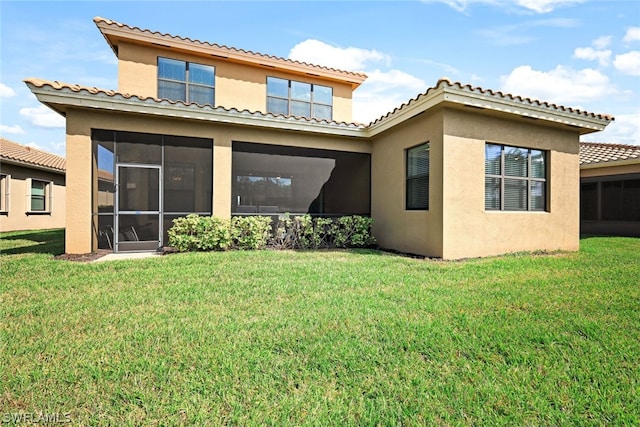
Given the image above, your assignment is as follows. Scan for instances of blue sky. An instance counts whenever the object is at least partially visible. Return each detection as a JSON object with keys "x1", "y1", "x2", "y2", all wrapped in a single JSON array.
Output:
[{"x1": 1, "y1": 0, "x2": 639, "y2": 156}]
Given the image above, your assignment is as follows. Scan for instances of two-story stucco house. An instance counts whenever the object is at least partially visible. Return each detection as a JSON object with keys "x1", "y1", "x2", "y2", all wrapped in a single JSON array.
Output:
[{"x1": 25, "y1": 17, "x2": 614, "y2": 259}]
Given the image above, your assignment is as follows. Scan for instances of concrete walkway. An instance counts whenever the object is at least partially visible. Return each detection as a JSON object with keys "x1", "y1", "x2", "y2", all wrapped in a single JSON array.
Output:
[{"x1": 93, "y1": 252, "x2": 162, "y2": 262}]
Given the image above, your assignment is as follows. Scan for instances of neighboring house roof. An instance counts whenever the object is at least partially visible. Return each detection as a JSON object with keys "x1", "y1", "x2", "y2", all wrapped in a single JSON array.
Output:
[
  {"x1": 97, "y1": 169, "x2": 114, "y2": 182},
  {"x1": 0, "y1": 138, "x2": 65, "y2": 173},
  {"x1": 24, "y1": 77, "x2": 614, "y2": 138},
  {"x1": 580, "y1": 141, "x2": 640, "y2": 167},
  {"x1": 93, "y1": 17, "x2": 367, "y2": 90}
]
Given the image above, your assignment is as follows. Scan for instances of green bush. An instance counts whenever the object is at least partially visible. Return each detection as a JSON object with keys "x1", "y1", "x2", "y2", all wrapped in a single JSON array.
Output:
[
  {"x1": 271, "y1": 214, "x2": 375, "y2": 250},
  {"x1": 231, "y1": 216, "x2": 272, "y2": 250},
  {"x1": 331, "y1": 215, "x2": 376, "y2": 248},
  {"x1": 169, "y1": 214, "x2": 375, "y2": 252},
  {"x1": 167, "y1": 214, "x2": 231, "y2": 252}
]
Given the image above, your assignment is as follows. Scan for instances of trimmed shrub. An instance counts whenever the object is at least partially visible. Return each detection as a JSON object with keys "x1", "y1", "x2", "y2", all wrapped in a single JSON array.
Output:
[
  {"x1": 231, "y1": 216, "x2": 272, "y2": 250},
  {"x1": 168, "y1": 214, "x2": 231, "y2": 252},
  {"x1": 270, "y1": 214, "x2": 375, "y2": 250},
  {"x1": 331, "y1": 215, "x2": 376, "y2": 248},
  {"x1": 168, "y1": 214, "x2": 376, "y2": 252}
]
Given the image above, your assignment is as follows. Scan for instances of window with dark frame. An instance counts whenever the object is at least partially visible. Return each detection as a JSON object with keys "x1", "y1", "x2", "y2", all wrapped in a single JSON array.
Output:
[
  {"x1": 158, "y1": 57, "x2": 215, "y2": 105},
  {"x1": 485, "y1": 143, "x2": 547, "y2": 211},
  {"x1": 266, "y1": 77, "x2": 333, "y2": 120},
  {"x1": 406, "y1": 143, "x2": 429, "y2": 210}
]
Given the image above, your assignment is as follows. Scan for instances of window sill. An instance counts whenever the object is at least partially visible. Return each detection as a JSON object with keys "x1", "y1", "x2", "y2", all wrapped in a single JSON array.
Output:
[{"x1": 26, "y1": 211, "x2": 52, "y2": 216}]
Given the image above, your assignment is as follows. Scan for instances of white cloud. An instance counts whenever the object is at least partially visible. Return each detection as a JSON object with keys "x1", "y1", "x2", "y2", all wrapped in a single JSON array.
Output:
[
  {"x1": 582, "y1": 112, "x2": 640, "y2": 146},
  {"x1": 0, "y1": 124, "x2": 25, "y2": 134},
  {"x1": 354, "y1": 70, "x2": 427, "y2": 124},
  {"x1": 623, "y1": 27, "x2": 640, "y2": 43},
  {"x1": 421, "y1": 0, "x2": 585, "y2": 13},
  {"x1": 477, "y1": 18, "x2": 579, "y2": 46},
  {"x1": 500, "y1": 65, "x2": 615, "y2": 106},
  {"x1": 288, "y1": 39, "x2": 389, "y2": 72},
  {"x1": 613, "y1": 51, "x2": 640, "y2": 76},
  {"x1": 0, "y1": 83, "x2": 16, "y2": 98},
  {"x1": 19, "y1": 105, "x2": 65, "y2": 128},
  {"x1": 573, "y1": 47, "x2": 611, "y2": 66},
  {"x1": 25, "y1": 141, "x2": 43, "y2": 150},
  {"x1": 516, "y1": 0, "x2": 585, "y2": 13},
  {"x1": 593, "y1": 35, "x2": 612, "y2": 50},
  {"x1": 288, "y1": 39, "x2": 428, "y2": 123}
]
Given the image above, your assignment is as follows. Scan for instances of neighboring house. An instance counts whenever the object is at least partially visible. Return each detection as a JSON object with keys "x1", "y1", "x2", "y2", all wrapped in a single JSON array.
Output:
[
  {"x1": 0, "y1": 138, "x2": 66, "y2": 232},
  {"x1": 580, "y1": 142, "x2": 640, "y2": 237},
  {"x1": 24, "y1": 17, "x2": 614, "y2": 259}
]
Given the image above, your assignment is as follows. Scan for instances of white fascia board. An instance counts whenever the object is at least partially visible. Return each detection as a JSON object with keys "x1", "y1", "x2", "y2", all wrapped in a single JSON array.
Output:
[
  {"x1": 580, "y1": 158, "x2": 640, "y2": 169},
  {"x1": 441, "y1": 87, "x2": 611, "y2": 133},
  {"x1": 366, "y1": 84, "x2": 611, "y2": 137},
  {"x1": 29, "y1": 86, "x2": 367, "y2": 138}
]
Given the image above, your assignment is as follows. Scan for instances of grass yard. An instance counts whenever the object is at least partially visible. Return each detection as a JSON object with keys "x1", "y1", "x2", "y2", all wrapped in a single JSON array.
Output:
[{"x1": 1, "y1": 229, "x2": 639, "y2": 425}]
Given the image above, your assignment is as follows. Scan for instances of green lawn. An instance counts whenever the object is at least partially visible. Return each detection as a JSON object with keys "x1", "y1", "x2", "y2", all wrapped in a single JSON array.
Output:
[{"x1": 1, "y1": 229, "x2": 639, "y2": 425}]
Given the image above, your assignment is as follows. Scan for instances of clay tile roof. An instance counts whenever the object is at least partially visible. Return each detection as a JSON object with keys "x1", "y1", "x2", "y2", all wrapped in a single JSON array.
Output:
[
  {"x1": 579, "y1": 141, "x2": 640, "y2": 165},
  {"x1": 93, "y1": 17, "x2": 367, "y2": 84},
  {"x1": 369, "y1": 78, "x2": 614, "y2": 126},
  {"x1": 0, "y1": 138, "x2": 65, "y2": 173},
  {"x1": 23, "y1": 78, "x2": 366, "y2": 129}
]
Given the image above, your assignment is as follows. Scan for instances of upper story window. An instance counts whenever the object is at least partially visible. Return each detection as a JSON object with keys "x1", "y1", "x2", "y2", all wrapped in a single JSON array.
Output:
[
  {"x1": 406, "y1": 143, "x2": 430, "y2": 210},
  {"x1": 485, "y1": 143, "x2": 547, "y2": 211},
  {"x1": 267, "y1": 77, "x2": 333, "y2": 120},
  {"x1": 158, "y1": 57, "x2": 215, "y2": 105}
]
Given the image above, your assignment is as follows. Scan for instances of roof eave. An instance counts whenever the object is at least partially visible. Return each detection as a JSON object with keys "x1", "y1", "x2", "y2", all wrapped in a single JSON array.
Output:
[
  {"x1": 94, "y1": 18, "x2": 367, "y2": 90},
  {"x1": 580, "y1": 158, "x2": 640, "y2": 169},
  {"x1": 25, "y1": 82, "x2": 368, "y2": 139},
  {"x1": 368, "y1": 84, "x2": 613, "y2": 137},
  {"x1": 442, "y1": 88, "x2": 612, "y2": 135},
  {"x1": 0, "y1": 157, "x2": 65, "y2": 174}
]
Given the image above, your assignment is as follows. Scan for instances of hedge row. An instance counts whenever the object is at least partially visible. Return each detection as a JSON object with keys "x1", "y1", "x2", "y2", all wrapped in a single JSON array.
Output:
[{"x1": 167, "y1": 214, "x2": 375, "y2": 252}]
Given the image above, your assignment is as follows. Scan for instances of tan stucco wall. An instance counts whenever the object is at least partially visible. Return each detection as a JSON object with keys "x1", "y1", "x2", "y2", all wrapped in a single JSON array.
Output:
[
  {"x1": 0, "y1": 163, "x2": 65, "y2": 232},
  {"x1": 64, "y1": 108, "x2": 369, "y2": 253},
  {"x1": 371, "y1": 106, "x2": 582, "y2": 259},
  {"x1": 117, "y1": 42, "x2": 354, "y2": 122},
  {"x1": 440, "y1": 108, "x2": 580, "y2": 259},
  {"x1": 580, "y1": 162, "x2": 640, "y2": 178},
  {"x1": 371, "y1": 109, "x2": 445, "y2": 257},
  {"x1": 63, "y1": 102, "x2": 584, "y2": 258}
]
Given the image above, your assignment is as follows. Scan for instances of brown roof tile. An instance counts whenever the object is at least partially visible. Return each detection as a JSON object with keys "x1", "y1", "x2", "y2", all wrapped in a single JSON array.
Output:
[
  {"x1": 94, "y1": 17, "x2": 367, "y2": 84},
  {"x1": 26, "y1": 76, "x2": 615, "y2": 133},
  {"x1": 23, "y1": 78, "x2": 366, "y2": 129},
  {"x1": 370, "y1": 78, "x2": 614, "y2": 125},
  {"x1": 0, "y1": 138, "x2": 65, "y2": 173},
  {"x1": 580, "y1": 141, "x2": 640, "y2": 165}
]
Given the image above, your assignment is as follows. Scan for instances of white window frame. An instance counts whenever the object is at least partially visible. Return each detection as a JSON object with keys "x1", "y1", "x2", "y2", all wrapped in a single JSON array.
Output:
[
  {"x1": 26, "y1": 178, "x2": 53, "y2": 214},
  {"x1": 0, "y1": 174, "x2": 10, "y2": 213}
]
